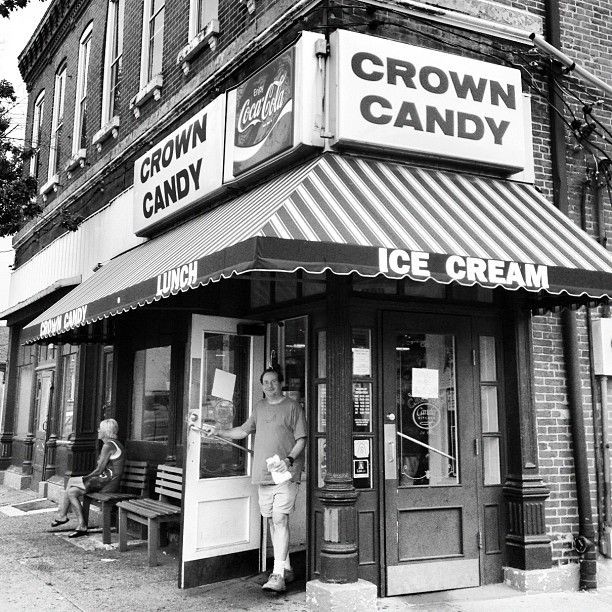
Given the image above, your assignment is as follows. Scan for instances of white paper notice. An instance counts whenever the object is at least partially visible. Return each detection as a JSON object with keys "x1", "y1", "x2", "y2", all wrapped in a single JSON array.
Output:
[
  {"x1": 211, "y1": 369, "x2": 236, "y2": 401},
  {"x1": 412, "y1": 368, "x2": 439, "y2": 399},
  {"x1": 352, "y1": 348, "x2": 371, "y2": 376}
]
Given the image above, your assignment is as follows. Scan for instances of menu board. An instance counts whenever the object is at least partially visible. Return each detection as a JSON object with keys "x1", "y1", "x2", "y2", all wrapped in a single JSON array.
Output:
[{"x1": 353, "y1": 382, "x2": 371, "y2": 432}]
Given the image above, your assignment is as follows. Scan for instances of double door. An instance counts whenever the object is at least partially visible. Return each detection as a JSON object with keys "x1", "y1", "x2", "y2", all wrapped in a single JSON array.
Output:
[{"x1": 383, "y1": 312, "x2": 505, "y2": 595}]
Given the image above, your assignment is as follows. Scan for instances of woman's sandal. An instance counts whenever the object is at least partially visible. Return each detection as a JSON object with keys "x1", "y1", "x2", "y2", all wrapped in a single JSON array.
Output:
[
  {"x1": 67, "y1": 529, "x2": 88, "y2": 538},
  {"x1": 51, "y1": 518, "x2": 69, "y2": 528}
]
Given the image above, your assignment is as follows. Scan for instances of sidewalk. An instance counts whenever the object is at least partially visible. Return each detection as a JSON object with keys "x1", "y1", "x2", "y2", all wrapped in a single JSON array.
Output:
[{"x1": 2, "y1": 482, "x2": 612, "y2": 611}]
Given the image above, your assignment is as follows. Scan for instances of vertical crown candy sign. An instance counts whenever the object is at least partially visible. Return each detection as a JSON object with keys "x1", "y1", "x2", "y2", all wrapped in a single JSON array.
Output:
[{"x1": 232, "y1": 47, "x2": 295, "y2": 176}]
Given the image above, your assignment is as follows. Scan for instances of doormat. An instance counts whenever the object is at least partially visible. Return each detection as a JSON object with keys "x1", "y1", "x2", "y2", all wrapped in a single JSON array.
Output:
[{"x1": 0, "y1": 498, "x2": 57, "y2": 516}]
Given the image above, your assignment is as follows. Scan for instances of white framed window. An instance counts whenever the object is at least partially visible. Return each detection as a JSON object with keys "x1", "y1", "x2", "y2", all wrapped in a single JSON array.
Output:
[
  {"x1": 72, "y1": 23, "x2": 93, "y2": 154},
  {"x1": 102, "y1": 0, "x2": 124, "y2": 125},
  {"x1": 140, "y1": 0, "x2": 165, "y2": 87},
  {"x1": 189, "y1": 0, "x2": 218, "y2": 39},
  {"x1": 30, "y1": 90, "x2": 45, "y2": 179},
  {"x1": 48, "y1": 62, "x2": 67, "y2": 180}
]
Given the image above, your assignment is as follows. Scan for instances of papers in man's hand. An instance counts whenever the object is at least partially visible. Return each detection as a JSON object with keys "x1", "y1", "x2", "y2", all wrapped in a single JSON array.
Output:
[{"x1": 266, "y1": 455, "x2": 292, "y2": 484}]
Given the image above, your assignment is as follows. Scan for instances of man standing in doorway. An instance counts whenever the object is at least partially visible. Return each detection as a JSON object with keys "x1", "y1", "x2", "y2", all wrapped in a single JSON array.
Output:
[{"x1": 204, "y1": 367, "x2": 307, "y2": 593}]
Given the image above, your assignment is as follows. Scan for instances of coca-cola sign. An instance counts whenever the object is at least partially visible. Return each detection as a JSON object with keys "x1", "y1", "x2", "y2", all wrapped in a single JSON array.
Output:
[{"x1": 232, "y1": 47, "x2": 295, "y2": 176}]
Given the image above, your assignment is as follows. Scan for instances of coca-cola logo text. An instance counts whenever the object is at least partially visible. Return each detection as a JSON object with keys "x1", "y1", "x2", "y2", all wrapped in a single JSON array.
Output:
[{"x1": 237, "y1": 74, "x2": 288, "y2": 134}]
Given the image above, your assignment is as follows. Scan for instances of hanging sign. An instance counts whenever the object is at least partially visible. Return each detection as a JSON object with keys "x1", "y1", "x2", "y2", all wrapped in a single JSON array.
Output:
[
  {"x1": 224, "y1": 31, "x2": 325, "y2": 182},
  {"x1": 329, "y1": 29, "x2": 527, "y2": 172},
  {"x1": 231, "y1": 47, "x2": 295, "y2": 176},
  {"x1": 133, "y1": 96, "x2": 226, "y2": 235}
]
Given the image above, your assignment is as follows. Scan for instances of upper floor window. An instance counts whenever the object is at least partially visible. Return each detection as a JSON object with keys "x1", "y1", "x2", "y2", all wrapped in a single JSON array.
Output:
[
  {"x1": 102, "y1": 0, "x2": 124, "y2": 124},
  {"x1": 72, "y1": 24, "x2": 93, "y2": 154},
  {"x1": 141, "y1": 0, "x2": 165, "y2": 86},
  {"x1": 190, "y1": 0, "x2": 218, "y2": 38},
  {"x1": 48, "y1": 63, "x2": 67, "y2": 179},
  {"x1": 30, "y1": 90, "x2": 45, "y2": 179}
]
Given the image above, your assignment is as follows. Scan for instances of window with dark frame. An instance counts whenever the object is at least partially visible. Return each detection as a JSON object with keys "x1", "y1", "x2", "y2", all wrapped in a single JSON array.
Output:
[
  {"x1": 30, "y1": 91, "x2": 44, "y2": 178},
  {"x1": 102, "y1": 0, "x2": 124, "y2": 124},
  {"x1": 73, "y1": 24, "x2": 93, "y2": 152},
  {"x1": 49, "y1": 63, "x2": 67, "y2": 178}
]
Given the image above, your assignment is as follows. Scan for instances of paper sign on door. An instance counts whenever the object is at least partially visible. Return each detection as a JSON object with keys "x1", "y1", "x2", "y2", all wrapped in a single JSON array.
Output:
[
  {"x1": 211, "y1": 368, "x2": 236, "y2": 401},
  {"x1": 412, "y1": 368, "x2": 439, "y2": 398}
]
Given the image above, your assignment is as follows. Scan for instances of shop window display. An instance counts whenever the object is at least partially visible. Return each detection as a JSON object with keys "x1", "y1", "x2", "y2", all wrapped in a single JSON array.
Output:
[{"x1": 131, "y1": 346, "x2": 171, "y2": 442}]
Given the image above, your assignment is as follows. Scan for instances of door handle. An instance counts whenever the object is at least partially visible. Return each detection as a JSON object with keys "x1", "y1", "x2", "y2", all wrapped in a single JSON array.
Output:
[
  {"x1": 42, "y1": 422, "x2": 47, "y2": 432},
  {"x1": 384, "y1": 424, "x2": 397, "y2": 480}
]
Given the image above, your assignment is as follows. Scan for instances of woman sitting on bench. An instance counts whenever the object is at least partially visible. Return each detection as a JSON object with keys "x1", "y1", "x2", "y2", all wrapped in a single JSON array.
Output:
[{"x1": 51, "y1": 418, "x2": 125, "y2": 538}]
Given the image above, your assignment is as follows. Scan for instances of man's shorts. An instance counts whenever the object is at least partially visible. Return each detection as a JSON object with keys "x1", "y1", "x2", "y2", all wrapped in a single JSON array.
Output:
[{"x1": 258, "y1": 481, "x2": 299, "y2": 517}]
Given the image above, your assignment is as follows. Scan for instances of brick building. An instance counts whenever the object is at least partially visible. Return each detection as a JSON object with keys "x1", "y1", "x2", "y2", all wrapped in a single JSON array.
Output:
[{"x1": 2, "y1": 0, "x2": 612, "y2": 603}]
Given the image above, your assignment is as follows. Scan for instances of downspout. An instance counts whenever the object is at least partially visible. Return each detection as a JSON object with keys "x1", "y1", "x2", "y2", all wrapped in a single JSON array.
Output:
[
  {"x1": 544, "y1": 0, "x2": 597, "y2": 590},
  {"x1": 581, "y1": 171, "x2": 612, "y2": 558}
]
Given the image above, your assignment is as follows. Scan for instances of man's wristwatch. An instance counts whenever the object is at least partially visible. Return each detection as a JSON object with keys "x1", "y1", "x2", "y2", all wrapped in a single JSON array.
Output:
[{"x1": 286, "y1": 456, "x2": 295, "y2": 467}]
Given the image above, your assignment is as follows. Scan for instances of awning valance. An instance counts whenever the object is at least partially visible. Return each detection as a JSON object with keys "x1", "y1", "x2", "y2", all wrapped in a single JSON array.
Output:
[{"x1": 24, "y1": 153, "x2": 612, "y2": 341}]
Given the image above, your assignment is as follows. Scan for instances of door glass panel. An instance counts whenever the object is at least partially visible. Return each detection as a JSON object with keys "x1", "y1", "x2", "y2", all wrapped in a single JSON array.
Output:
[
  {"x1": 280, "y1": 317, "x2": 307, "y2": 411},
  {"x1": 479, "y1": 335, "x2": 502, "y2": 486},
  {"x1": 480, "y1": 386, "x2": 499, "y2": 432},
  {"x1": 200, "y1": 333, "x2": 250, "y2": 479},
  {"x1": 479, "y1": 336, "x2": 497, "y2": 382},
  {"x1": 483, "y1": 437, "x2": 501, "y2": 485},
  {"x1": 396, "y1": 333, "x2": 458, "y2": 487}
]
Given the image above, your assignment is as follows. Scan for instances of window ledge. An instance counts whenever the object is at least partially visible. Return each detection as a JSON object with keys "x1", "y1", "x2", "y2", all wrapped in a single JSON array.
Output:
[
  {"x1": 93, "y1": 116, "x2": 120, "y2": 152},
  {"x1": 40, "y1": 174, "x2": 60, "y2": 201},
  {"x1": 65, "y1": 149, "x2": 87, "y2": 177},
  {"x1": 130, "y1": 74, "x2": 164, "y2": 118},
  {"x1": 177, "y1": 19, "x2": 220, "y2": 75}
]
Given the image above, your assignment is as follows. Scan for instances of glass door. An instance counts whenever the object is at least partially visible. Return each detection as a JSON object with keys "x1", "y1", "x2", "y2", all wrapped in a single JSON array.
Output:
[
  {"x1": 383, "y1": 312, "x2": 480, "y2": 595},
  {"x1": 180, "y1": 315, "x2": 264, "y2": 588}
]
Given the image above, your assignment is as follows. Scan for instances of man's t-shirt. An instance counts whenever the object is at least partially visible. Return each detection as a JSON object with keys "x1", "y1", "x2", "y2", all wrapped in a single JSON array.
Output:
[{"x1": 240, "y1": 396, "x2": 307, "y2": 485}]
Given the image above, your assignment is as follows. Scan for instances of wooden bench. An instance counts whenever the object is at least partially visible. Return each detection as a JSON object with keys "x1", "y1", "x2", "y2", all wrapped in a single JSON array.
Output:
[
  {"x1": 117, "y1": 464, "x2": 183, "y2": 566},
  {"x1": 82, "y1": 459, "x2": 149, "y2": 545}
]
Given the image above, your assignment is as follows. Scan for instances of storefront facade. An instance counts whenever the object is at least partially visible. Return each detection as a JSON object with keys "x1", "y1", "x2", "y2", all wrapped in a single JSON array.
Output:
[{"x1": 4, "y1": 0, "x2": 612, "y2": 600}]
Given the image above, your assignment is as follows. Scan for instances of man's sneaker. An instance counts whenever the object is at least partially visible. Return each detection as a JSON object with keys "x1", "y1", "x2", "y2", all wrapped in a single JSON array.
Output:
[
  {"x1": 284, "y1": 568, "x2": 295, "y2": 583},
  {"x1": 262, "y1": 573, "x2": 286, "y2": 593}
]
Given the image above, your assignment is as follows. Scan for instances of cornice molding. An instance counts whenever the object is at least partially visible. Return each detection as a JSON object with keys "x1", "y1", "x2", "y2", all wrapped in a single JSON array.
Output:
[{"x1": 18, "y1": 0, "x2": 91, "y2": 87}]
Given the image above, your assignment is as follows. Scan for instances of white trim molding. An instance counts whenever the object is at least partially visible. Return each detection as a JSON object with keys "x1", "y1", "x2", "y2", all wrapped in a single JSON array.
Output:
[
  {"x1": 93, "y1": 116, "x2": 121, "y2": 152},
  {"x1": 65, "y1": 149, "x2": 87, "y2": 178},
  {"x1": 177, "y1": 19, "x2": 220, "y2": 75},
  {"x1": 130, "y1": 74, "x2": 164, "y2": 118},
  {"x1": 40, "y1": 174, "x2": 60, "y2": 201}
]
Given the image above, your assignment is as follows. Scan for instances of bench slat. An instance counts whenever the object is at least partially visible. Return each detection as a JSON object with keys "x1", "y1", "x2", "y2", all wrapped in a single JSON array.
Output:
[
  {"x1": 118, "y1": 500, "x2": 180, "y2": 518},
  {"x1": 158, "y1": 464, "x2": 183, "y2": 475},
  {"x1": 131, "y1": 499, "x2": 179, "y2": 514}
]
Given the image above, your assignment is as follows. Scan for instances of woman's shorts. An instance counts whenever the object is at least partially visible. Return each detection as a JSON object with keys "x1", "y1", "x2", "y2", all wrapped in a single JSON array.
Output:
[{"x1": 258, "y1": 481, "x2": 299, "y2": 517}]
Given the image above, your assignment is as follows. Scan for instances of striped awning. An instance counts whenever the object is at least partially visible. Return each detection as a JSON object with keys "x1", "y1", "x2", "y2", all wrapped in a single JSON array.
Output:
[{"x1": 24, "y1": 153, "x2": 612, "y2": 341}]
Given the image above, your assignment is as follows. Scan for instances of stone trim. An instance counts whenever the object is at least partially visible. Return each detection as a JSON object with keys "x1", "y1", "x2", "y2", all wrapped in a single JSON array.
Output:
[
  {"x1": 130, "y1": 74, "x2": 164, "y2": 118},
  {"x1": 177, "y1": 19, "x2": 220, "y2": 75},
  {"x1": 92, "y1": 116, "x2": 121, "y2": 152}
]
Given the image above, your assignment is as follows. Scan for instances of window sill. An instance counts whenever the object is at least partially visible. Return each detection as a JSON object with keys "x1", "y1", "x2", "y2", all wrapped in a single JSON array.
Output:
[
  {"x1": 130, "y1": 74, "x2": 164, "y2": 118},
  {"x1": 40, "y1": 174, "x2": 60, "y2": 201},
  {"x1": 65, "y1": 149, "x2": 87, "y2": 177},
  {"x1": 177, "y1": 19, "x2": 220, "y2": 75},
  {"x1": 93, "y1": 116, "x2": 120, "y2": 152}
]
